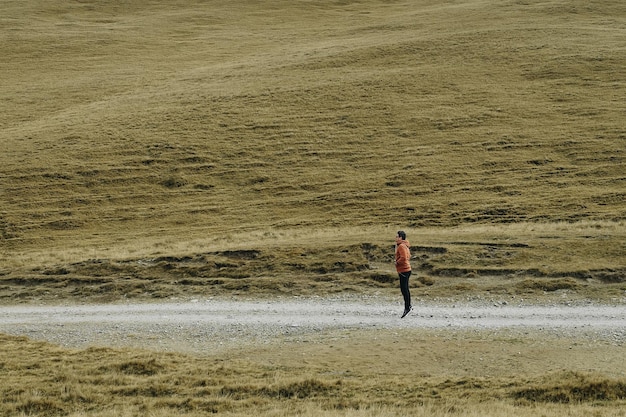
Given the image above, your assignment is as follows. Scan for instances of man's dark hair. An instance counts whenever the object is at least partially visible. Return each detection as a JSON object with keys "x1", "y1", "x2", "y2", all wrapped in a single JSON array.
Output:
[{"x1": 397, "y1": 231, "x2": 406, "y2": 240}]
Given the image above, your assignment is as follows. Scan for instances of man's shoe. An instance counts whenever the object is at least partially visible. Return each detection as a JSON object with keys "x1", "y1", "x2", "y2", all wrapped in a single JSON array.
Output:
[{"x1": 401, "y1": 306, "x2": 412, "y2": 318}]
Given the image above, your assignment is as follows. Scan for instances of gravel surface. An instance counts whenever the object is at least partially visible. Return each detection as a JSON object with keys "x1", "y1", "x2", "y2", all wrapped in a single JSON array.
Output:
[{"x1": 1, "y1": 297, "x2": 625, "y2": 353}]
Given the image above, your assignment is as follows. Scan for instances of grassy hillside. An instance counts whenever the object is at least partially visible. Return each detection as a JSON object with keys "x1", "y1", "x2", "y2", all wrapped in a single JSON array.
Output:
[{"x1": 1, "y1": 0, "x2": 625, "y2": 302}]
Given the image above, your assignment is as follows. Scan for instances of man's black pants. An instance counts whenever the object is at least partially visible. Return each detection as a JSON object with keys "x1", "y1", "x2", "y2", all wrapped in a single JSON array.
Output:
[{"x1": 398, "y1": 271, "x2": 412, "y2": 310}]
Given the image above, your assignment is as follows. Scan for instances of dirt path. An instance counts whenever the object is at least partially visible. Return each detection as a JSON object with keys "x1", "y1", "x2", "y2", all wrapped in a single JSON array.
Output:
[{"x1": 1, "y1": 297, "x2": 625, "y2": 354}]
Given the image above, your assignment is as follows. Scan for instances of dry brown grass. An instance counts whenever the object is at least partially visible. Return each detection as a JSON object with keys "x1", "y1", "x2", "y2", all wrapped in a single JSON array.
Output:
[{"x1": 2, "y1": 329, "x2": 626, "y2": 417}]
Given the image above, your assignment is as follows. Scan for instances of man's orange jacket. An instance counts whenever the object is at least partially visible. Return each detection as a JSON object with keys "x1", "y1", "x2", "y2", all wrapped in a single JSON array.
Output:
[{"x1": 395, "y1": 240, "x2": 411, "y2": 273}]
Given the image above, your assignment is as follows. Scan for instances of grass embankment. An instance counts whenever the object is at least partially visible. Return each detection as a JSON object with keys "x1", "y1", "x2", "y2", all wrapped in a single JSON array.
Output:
[{"x1": 2, "y1": 222, "x2": 625, "y2": 303}]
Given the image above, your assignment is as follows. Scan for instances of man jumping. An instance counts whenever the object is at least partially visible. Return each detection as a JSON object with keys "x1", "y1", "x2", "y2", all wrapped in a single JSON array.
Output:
[{"x1": 395, "y1": 231, "x2": 412, "y2": 318}]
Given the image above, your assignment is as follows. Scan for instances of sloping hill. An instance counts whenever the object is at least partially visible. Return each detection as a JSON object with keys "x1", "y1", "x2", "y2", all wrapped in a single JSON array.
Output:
[{"x1": 1, "y1": 0, "x2": 624, "y2": 299}]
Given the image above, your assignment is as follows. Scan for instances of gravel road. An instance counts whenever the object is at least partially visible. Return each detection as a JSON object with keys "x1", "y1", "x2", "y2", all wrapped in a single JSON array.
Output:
[{"x1": 1, "y1": 297, "x2": 625, "y2": 353}]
